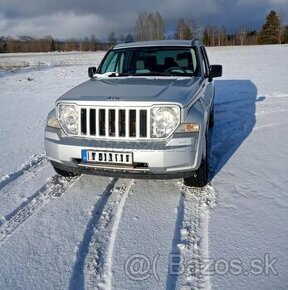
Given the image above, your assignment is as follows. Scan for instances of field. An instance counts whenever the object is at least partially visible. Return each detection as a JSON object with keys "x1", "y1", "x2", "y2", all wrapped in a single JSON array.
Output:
[{"x1": 0, "y1": 45, "x2": 288, "y2": 289}]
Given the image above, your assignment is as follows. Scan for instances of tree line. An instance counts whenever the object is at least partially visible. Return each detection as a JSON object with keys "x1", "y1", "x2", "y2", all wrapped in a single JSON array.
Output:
[
  {"x1": 0, "y1": 35, "x2": 112, "y2": 53},
  {"x1": 1, "y1": 10, "x2": 287, "y2": 53}
]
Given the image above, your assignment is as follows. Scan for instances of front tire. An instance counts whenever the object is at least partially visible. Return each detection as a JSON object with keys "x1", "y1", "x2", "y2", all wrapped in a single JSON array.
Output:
[
  {"x1": 53, "y1": 165, "x2": 76, "y2": 177},
  {"x1": 183, "y1": 135, "x2": 209, "y2": 188},
  {"x1": 209, "y1": 105, "x2": 214, "y2": 128}
]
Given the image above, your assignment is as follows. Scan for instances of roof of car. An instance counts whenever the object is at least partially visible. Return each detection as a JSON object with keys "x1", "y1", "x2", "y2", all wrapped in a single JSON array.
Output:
[{"x1": 113, "y1": 39, "x2": 202, "y2": 50}]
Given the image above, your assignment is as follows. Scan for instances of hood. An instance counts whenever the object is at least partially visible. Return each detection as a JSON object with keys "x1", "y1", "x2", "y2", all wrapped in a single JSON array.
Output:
[{"x1": 58, "y1": 76, "x2": 201, "y2": 107}]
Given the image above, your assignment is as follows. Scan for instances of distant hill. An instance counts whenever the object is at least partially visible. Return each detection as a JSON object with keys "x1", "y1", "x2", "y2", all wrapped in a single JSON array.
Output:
[{"x1": 0, "y1": 35, "x2": 36, "y2": 42}]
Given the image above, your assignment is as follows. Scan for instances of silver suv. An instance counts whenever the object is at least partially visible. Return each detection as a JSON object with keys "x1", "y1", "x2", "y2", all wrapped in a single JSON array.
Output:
[{"x1": 45, "y1": 39, "x2": 222, "y2": 187}]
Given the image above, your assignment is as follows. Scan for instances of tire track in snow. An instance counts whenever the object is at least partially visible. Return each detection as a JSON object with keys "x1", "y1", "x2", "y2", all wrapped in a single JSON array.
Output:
[
  {"x1": 0, "y1": 154, "x2": 48, "y2": 194},
  {"x1": 83, "y1": 179, "x2": 134, "y2": 290},
  {"x1": 0, "y1": 174, "x2": 79, "y2": 244},
  {"x1": 171, "y1": 184, "x2": 215, "y2": 290},
  {"x1": 69, "y1": 178, "x2": 118, "y2": 290},
  {"x1": 253, "y1": 121, "x2": 288, "y2": 131}
]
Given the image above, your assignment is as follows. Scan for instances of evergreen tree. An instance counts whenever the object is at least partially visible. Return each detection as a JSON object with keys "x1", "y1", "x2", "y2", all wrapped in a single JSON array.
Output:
[
  {"x1": 125, "y1": 33, "x2": 134, "y2": 43},
  {"x1": 258, "y1": 10, "x2": 281, "y2": 44},
  {"x1": 108, "y1": 31, "x2": 117, "y2": 44},
  {"x1": 119, "y1": 34, "x2": 125, "y2": 43}
]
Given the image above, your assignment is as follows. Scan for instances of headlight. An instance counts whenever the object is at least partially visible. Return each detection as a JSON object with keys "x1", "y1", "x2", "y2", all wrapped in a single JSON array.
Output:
[
  {"x1": 58, "y1": 104, "x2": 79, "y2": 135},
  {"x1": 151, "y1": 106, "x2": 180, "y2": 138}
]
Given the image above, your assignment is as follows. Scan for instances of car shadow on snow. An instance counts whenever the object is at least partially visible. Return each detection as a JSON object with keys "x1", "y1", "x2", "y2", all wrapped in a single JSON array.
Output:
[{"x1": 208, "y1": 79, "x2": 264, "y2": 180}]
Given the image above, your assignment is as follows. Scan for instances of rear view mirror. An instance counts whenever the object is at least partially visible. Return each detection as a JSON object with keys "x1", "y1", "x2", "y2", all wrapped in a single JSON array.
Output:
[
  {"x1": 209, "y1": 65, "x2": 222, "y2": 81},
  {"x1": 88, "y1": 67, "x2": 96, "y2": 78}
]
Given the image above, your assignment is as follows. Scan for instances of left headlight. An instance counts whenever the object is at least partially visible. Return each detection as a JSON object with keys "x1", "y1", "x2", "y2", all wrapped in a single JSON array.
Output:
[
  {"x1": 58, "y1": 104, "x2": 79, "y2": 135},
  {"x1": 151, "y1": 106, "x2": 180, "y2": 138}
]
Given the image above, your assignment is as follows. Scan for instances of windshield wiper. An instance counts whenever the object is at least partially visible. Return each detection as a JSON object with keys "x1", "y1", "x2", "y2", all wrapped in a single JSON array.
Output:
[
  {"x1": 135, "y1": 71, "x2": 193, "y2": 77},
  {"x1": 99, "y1": 72, "x2": 131, "y2": 77},
  {"x1": 104, "y1": 71, "x2": 193, "y2": 78},
  {"x1": 134, "y1": 71, "x2": 173, "y2": 76}
]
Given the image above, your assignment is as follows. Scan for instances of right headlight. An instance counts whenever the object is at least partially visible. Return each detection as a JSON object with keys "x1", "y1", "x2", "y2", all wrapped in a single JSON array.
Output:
[
  {"x1": 151, "y1": 106, "x2": 180, "y2": 138},
  {"x1": 58, "y1": 104, "x2": 79, "y2": 135}
]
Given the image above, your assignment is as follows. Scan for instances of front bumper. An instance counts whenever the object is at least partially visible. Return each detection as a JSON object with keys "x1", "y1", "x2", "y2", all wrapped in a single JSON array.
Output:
[{"x1": 44, "y1": 127, "x2": 202, "y2": 178}]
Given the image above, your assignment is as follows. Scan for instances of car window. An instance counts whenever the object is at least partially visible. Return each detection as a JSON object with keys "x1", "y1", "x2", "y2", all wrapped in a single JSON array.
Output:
[
  {"x1": 99, "y1": 47, "x2": 199, "y2": 76},
  {"x1": 200, "y1": 47, "x2": 210, "y2": 76},
  {"x1": 190, "y1": 49, "x2": 198, "y2": 72},
  {"x1": 100, "y1": 50, "x2": 130, "y2": 73}
]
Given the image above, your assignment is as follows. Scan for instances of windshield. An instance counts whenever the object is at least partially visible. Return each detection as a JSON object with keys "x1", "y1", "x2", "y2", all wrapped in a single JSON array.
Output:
[{"x1": 99, "y1": 46, "x2": 199, "y2": 77}]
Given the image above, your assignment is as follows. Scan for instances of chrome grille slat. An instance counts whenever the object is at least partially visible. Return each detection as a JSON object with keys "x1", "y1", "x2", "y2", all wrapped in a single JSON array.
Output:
[
  {"x1": 115, "y1": 109, "x2": 119, "y2": 138},
  {"x1": 125, "y1": 109, "x2": 129, "y2": 138},
  {"x1": 80, "y1": 108, "x2": 86, "y2": 135},
  {"x1": 105, "y1": 108, "x2": 109, "y2": 137},
  {"x1": 119, "y1": 109, "x2": 126, "y2": 137},
  {"x1": 95, "y1": 108, "x2": 98, "y2": 136},
  {"x1": 136, "y1": 109, "x2": 140, "y2": 138},
  {"x1": 146, "y1": 109, "x2": 151, "y2": 138},
  {"x1": 129, "y1": 110, "x2": 136, "y2": 137},
  {"x1": 140, "y1": 109, "x2": 147, "y2": 137},
  {"x1": 86, "y1": 108, "x2": 90, "y2": 136},
  {"x1": 99, "y1": 109, "x2": 105, "y2": 136},
  {"x1": 79, "y1": 107, "x2": 149, "y2": 139},
  {"x1": 89, "y1": 109, "x2": 96, "y2": 135}
]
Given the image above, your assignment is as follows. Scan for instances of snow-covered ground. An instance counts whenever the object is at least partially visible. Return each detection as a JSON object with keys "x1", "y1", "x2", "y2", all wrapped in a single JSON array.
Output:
[
  {"x1": 0, "y1": 51, "x2": 105, "y2": 71},
  {"x1": 0, "y1": 45, "x2": 287, "y2": 289}
]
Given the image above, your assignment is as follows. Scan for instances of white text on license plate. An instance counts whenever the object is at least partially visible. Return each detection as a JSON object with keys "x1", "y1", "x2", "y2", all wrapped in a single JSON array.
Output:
[{"x1": 83, "y1": 150, "x2": 133, "y2": 164}]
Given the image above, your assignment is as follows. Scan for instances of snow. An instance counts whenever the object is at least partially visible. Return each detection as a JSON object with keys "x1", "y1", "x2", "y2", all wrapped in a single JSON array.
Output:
[
  {"x1": 0, "y1": 51, "x2": 106, "y2": 71},
  {"x1": 0, "y1": 45, "x2": 288, "y2": 289},
  {"x1": 0, "y1": 52, "x2": 105, "y2": 177}
]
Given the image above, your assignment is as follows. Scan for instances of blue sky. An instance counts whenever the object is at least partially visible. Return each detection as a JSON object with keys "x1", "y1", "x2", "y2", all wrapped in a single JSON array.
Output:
[{"x1": 0, "y1": 0, "x2": 287, "y2": 39}]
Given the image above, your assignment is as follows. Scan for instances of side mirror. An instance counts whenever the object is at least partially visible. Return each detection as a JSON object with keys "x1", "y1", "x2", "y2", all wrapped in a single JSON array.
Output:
[
  {"x1": 208, "y1": 65, "x2": 222, "y2": 81},
  {"x1": 88, "y1": 67, "x2": 97, "y2": 78}
]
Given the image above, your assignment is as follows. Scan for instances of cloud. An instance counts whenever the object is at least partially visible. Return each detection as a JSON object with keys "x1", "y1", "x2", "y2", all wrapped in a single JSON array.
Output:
[
  {"x1": 0, "y1": 12, "x2": 125, "y2": 39},
  {"x1": 0, "y1": 0, "x2": 287, "y2": 39},
  {"x1": 268, "y1": 0, "x2": 288, "y2": 5}
]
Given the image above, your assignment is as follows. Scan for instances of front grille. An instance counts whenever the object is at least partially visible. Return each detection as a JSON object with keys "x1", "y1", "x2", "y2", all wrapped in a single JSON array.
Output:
[{"x1": 79, "y1": 107, "x2": 150, "y2": 139}]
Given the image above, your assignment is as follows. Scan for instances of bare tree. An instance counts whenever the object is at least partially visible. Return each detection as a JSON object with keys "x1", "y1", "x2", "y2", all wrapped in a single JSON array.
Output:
[
  {"x1": 190, "y1": 20, "x2": 199, "y2": 39},
  {"x1": 207, "y1": 25, "x2": 217, "y2": 46},
  {"x1": 219, "y1": 25, "x2": 227, "y2": 46},
  {"x1": 174, "y1": 18, "x2": 194, "y2": 40},
  {"x1": 135, "y1": 12, "x2": 147, "y2": 41},
  {"x1": 135, "y1": 11, "x2": 165, "y2": 41},
  {"x1": 175, "y1": 18, "x2": 186, "y2": 39},
  {"x1": 278, "y1": 9, "x2": 288, "y2": 43},
  {"x1": 154, "y1": 11, "x2": 165, "y2": 40},
  {"x1": 89, "y1": 34, "x2": 98, "y2": 50},
  {"x1": 237, "y1": 26, "x2": 248, "y2": 45}
]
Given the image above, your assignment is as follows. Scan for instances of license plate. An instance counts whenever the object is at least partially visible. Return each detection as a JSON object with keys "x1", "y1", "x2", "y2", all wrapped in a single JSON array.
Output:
[{"x1": 81, "y1": 150, "x2": 133, "y2": 165}]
